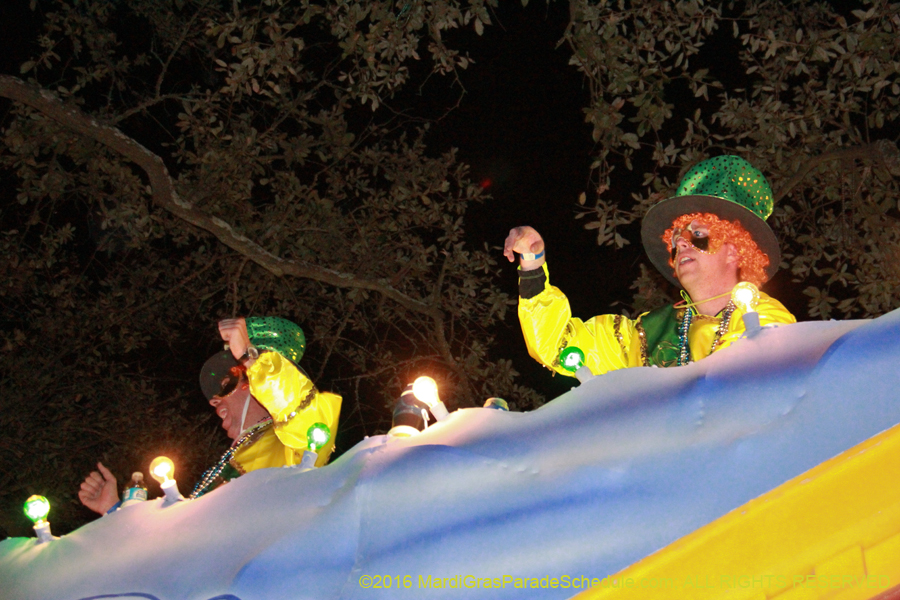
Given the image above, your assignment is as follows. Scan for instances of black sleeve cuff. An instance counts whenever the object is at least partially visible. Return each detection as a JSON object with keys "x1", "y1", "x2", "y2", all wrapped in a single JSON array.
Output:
[{"x1": 518, "y1": 266, "x2": 547, "y2": 299}]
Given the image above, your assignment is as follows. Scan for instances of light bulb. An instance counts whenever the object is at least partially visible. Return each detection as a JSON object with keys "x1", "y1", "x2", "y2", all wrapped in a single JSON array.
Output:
[
  {"x1": 412, "y1": 376, "x2": 439, "y2": 408},
  {"x1": 24, "y1": 495, "x2": 50, "y2": 526},
  {"x1": 412, "y1": 376, "x2": 449, "y2": 421},
  {"x1": 731, "y1": 282, "x2": 760, "y2": 313},
  {"x1": 732, "y1": 282, "x2": 763, "y2": 337},
  {"x1": 307, "y1": 422, "x2": 331, "y2": 452},
  {"x1": 149, "y1": 456, "x2": 175, "y2": 485},
  {"x1": 150, "y1": 456, "x2": 184, "y2": 505},
  {"x1": 483, "y1": 397, "x2": 509, "y2": 411},
  {"x1": 559, "y1": 346, "x2": 585, "y2": 373},
  {"x1": 24, "y1": 495, "x2": 53, "y2": 543}
]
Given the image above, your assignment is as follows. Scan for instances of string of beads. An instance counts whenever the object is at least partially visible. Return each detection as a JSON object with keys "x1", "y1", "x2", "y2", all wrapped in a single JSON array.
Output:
[
  {"x1": 189, "y1": 418, "x2": 273, "y2": 499},
  {"x1": 676, "y1": 301, "x2": 736, "y2": 367}
]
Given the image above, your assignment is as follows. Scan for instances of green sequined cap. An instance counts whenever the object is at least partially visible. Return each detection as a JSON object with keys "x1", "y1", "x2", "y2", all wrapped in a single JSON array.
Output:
[
  {"x1": 640, "y1": 155, "x2": 781, "y2": 287},
  {"x1": 675, "y1": 155, "x2": 774, "y2": 219},
  {"x1": 245, "y1": 316, "x2": 306, "y2": 365}
]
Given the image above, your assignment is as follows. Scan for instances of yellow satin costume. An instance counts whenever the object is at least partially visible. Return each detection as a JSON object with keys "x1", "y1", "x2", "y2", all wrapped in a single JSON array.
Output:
[
  {"x1": 519, "y1": 263, "x2": 796, "y2": 377},
  {"x1": 231, "y1": 352, "x2": 341, "y2": 472}
]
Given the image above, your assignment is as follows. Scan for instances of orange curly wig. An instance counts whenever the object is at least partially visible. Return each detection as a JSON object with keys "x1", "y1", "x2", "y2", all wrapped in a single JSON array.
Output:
[{"x1": 662, "y1": 212, "x2": 770, "y2": 287}]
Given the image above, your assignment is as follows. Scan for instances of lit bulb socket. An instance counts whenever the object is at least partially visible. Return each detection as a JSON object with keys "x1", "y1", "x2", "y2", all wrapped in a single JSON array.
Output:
[
  {"x1": 33, "y1": 521, "x2": 53, "y2": 544},
  {"x1": 299, "y1": 450, "x2": 318, "y2": 470},
  {"x1": 429, "y1": 401, "x2": 450, "y2": 421},
  {"x1": 575, "y1": 365, "x2": 595, "y2": 384},
  {"x1": 741, "y1": 311, "x2": 762, "y2": 337},
  {"x1": 160, "y1": 480, "x2": 184, "y2": 506}
]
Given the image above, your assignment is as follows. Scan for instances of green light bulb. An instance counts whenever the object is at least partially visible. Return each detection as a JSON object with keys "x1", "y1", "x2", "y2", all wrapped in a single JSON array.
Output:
[
  {"x1": 307, "y1": 422, "x2": 331, "y2": 452},
  {"x1": 24, "y1": 495, "x2": 50, "y2": 525},
  {"x1": 559, "y1": 346, "x2": 585, "y2": 373}
]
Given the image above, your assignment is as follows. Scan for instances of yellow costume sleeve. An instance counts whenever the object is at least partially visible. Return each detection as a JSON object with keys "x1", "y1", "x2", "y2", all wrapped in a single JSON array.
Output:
[
  {"x1": 247, "y1": 352, "x2": 342, "y2": 467},
  {"x1": 518, "y1": 263, "x2": 645, "y2": 377}
]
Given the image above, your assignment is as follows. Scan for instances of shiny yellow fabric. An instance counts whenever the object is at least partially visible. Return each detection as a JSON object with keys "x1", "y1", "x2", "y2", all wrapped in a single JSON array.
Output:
[
  {"x1": 518, "y1": 263, "x2": 796, "y2": 377},
  {"x1": 232, "y1": 426, "x2": 303, "y2": 472},
  {"x1": 241, "y1": 352, "x2": 342, "y2": 469},
  {"x1": 699, "y1": 292, "x2": 795, "y2": 357}
]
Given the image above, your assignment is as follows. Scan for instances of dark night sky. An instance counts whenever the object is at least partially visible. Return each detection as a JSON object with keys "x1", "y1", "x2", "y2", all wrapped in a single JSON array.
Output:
[
  {"x1": 426, "y1": 2, "x2": 677, "y2": 395},
  {"x1": 431, "y1": 1, "x2": 807, "y2": 332}
]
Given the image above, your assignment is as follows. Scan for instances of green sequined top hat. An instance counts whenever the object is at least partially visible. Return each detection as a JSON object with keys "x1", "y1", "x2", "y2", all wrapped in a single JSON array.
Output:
[
  {"x1": 640, "y1": 155, "x2": 781, "y2": 287},
  {"x1": 245, "y1": 316, "x2": 306, "y2": 366}
]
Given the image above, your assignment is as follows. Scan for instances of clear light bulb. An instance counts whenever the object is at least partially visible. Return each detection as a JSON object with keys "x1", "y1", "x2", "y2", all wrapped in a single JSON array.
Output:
[
  {"x1": 412, "y1": 376, "x2": 439, "y2": 408},
  {"x1": 731, "y1": 282, "x2": 760, "y2": 313},
  {"x1": 149, "y1": 456, "x2": 184, "y2": 505},
  {"x1": 149, "y1": 456, "x2": 175, "y2": 485},
  {"x1": 732, "y1": 281, "x2": 763, "y2": 337},
  {"x1": 412, "y1": 376, "x2": 449, "y2": 421}
]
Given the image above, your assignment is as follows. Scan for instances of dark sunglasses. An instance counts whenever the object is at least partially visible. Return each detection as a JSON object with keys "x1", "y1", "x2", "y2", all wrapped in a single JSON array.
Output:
[
  {"x1": 214, "y1": 366, "x2": 246, "y2": 399},
  {"x1": 670, "y1": 224, "x2": 710, "y2": 260}
]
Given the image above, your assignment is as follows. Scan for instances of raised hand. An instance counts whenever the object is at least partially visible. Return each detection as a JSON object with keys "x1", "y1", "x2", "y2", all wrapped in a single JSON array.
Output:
[
  {"x1": 218, "y1": 317, "x2": 250, "y2": 361},
  {"x1": 78, "y1": 462, "x2": 119, "y2": 515},
  {"x1": 503, "y1": 226, "x2": 545, "y2": 267}
]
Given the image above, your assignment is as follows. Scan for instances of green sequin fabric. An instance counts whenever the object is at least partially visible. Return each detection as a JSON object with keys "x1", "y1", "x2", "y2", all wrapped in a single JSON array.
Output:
[
  {"x1": 674, "y1": 155, "x2": 774, "y2": 220},
  {"x1": 245, "y1": 316, "x2": 306, "y2": 364}
]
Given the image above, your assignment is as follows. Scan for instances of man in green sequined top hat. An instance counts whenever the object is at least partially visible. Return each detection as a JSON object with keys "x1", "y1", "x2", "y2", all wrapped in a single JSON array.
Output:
[
  {"x1": 78, "y1": 316, "x2": 342, "y2": 513},
  {"x1": 503, "y1": 156, "x2": 796, "y2": 376}
]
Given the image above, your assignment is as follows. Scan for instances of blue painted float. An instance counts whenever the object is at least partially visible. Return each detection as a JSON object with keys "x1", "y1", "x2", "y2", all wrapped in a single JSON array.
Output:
[{"x1": 2, "y1": 311, "x2": 899, "y2": 600}]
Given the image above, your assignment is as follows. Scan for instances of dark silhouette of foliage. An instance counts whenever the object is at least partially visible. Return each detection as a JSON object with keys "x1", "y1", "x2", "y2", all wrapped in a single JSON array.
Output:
[
  {"x1": 0, "y1": 0, "x2": 539, "y2": 535},
  {"x1": 565, "y1": 0, "x2": 900, "y2": 316}
]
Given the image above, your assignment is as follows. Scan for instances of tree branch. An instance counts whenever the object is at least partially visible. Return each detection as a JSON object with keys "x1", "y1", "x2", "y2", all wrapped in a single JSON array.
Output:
[
  {"x1": 0, "y1": 75, "x2": 440, "y2": 319},
  {"x1": 775, "y1": 142, "x2": 897, "y2": 202}
]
